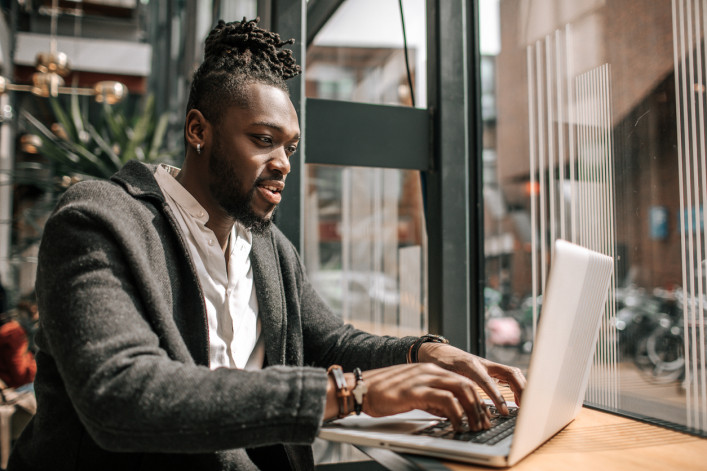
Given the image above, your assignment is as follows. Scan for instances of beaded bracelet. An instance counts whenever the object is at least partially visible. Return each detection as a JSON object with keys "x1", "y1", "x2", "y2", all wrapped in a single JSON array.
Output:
[{"x1": 352, "y1": 367, "x2": 367, "y2": 415}]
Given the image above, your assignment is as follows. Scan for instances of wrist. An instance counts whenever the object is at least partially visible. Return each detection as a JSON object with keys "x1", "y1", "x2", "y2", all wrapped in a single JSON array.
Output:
[
  {"x1": 325, "y1": 375, "x2": 340, "y2": 420},
  {"x1": 417, "y1": 341, "x2": 446, "y2": 363},
  {"x1": 407, "y1": 334, "x2": 449, "y2": 363}
]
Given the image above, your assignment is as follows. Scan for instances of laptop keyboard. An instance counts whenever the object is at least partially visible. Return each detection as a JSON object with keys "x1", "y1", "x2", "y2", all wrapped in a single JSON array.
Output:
[{"x1": 415, "y1": 406, "x2": 519, "y2": 445}]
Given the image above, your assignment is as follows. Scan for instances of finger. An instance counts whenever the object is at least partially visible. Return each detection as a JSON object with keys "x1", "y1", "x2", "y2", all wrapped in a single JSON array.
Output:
[
  {"x1": 486, "y1": 364, "x2": 526, "y2": 411},
  {"x1": 474, "y1": 374, "x2": 509, "y2": 416},
  {"x1": 509, "y1": 371, "x2": 526, "y2": 406},
  {"x1": 411, "y1": 367, "x2": 486, "y2": 431},
  {"x1": 496, "y1": 366, "x2": 526, "y2": 407},
  {"x1": 423, "y1": 390, "x2": 467, "y2": 432},
  {"x1": 458, "y1": 381, "x2": 491, "y2": 431},
  {"x1": 433, "y1": 375, "x2": 489, "y2": 431}
]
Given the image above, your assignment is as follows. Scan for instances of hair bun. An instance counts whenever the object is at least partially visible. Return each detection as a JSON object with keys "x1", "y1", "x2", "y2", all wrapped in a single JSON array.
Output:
[{"x1": 186, "y1": 16, "x2": 301, "y2": 120}]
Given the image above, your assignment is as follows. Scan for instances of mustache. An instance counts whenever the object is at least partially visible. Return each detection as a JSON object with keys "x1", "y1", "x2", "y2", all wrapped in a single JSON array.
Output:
[
  {"x1": 254, "y1": 174, "x2": 286, "y2": 191},
  {"x1": 255, "y1": 173, "x2": 285, "y2": 184}
]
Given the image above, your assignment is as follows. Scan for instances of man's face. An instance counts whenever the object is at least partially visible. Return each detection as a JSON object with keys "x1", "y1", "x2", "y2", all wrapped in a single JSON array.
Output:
[{"x1": 207, "y1": 82, "x2": 300, "y2": 233}]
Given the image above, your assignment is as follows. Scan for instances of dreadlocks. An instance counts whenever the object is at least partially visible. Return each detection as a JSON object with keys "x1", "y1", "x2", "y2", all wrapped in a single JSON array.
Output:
[{"x1": 186, "y1": 17, "x2": 302, "y2": 123}]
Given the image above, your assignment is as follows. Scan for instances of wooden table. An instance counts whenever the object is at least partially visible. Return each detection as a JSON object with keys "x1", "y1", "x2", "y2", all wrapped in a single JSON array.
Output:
[
  {"x1": 332, "y1": 386, "x2": 707, "y2": 471},
  {"x1": 437, "y1": 406, "x2": 707, "y2": 471}
]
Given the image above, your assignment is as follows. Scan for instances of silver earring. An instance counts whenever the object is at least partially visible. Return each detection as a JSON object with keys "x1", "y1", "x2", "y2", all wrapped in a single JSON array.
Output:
[{"x1": 196, "y1": 144, "x2": 201, "y2": 154}]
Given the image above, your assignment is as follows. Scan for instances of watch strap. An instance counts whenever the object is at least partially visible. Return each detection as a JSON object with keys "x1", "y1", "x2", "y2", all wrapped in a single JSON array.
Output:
[
  {"x1": 407, "y1": 334, "x2": 450, "y2": 363},
  {"x1": 327, "y1": 365, "x2": 352, "y2": 418}
]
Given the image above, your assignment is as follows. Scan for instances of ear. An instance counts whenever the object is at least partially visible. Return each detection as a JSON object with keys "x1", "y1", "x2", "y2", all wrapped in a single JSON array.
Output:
[{"x1": 185, "y1": 109, "x2": 211, "y2": 152}]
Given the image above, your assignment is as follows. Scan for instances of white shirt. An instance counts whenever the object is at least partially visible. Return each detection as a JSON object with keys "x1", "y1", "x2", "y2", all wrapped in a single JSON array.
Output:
[{"x1": 155, "y1": 165, "x2": 264, "y2": 370}]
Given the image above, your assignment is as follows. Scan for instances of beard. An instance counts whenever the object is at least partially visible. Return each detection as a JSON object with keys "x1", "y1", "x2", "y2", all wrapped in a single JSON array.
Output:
[{"x1": 208, "y1": 139, "x2": 276, "y2": 234}]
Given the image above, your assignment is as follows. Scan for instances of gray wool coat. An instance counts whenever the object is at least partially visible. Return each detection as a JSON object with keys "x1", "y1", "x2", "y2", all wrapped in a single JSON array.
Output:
[{"x1": 9, "y1": 161, "x2": 417, "y2": 470}]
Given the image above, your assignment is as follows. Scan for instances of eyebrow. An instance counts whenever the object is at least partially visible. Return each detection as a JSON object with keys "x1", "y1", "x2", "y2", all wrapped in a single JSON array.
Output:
[{"x1": 251, "y1": 121, "x2": 301, "y2": 140}]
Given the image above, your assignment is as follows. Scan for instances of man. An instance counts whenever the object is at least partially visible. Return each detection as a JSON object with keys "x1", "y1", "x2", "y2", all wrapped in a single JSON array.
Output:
[{"x1": 9, "y1": 19, "x2": 525, "y2": 470}]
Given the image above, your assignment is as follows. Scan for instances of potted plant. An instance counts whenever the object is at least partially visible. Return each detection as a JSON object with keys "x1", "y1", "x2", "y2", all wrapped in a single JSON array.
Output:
[{"x1": 22, "y1": 93, "x2": 176, "y2": 187}]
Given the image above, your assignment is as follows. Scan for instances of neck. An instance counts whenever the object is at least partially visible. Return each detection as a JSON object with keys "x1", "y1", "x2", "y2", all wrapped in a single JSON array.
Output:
[
  {"x1": 207, "y1": 216, "x2": 235, "y2": 252},
  {"x1": 176, "y1": 154, "x2": 234, "y2": 253}
]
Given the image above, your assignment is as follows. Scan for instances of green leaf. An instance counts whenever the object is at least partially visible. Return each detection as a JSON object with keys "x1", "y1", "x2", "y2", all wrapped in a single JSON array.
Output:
[
  {"x1": 24, "y1": 109, "x2": 114, "y2": 178},
  {"x1": 123, "y1": 95, "x2": 155, "y2": 162},
  {"x1": 49, "y1": 97, "x2": 78, "y2": 142},
  {"x1": 70, "y1": 92, "x2": 86, "y2": 142},
  {"x1": 69, "y1": 141, "x2": 116, "y2": 178},
  {"x1": 148, "y1": 113, "x2": 170, "y2": 162},
  {"x1": 21, "y1": 112, "x2": 73, "y2": 166},
  {"x1": 102, "y1": 102, "x2": 128, "y2": 147},
  {"x1": 85, "y1": 123, "x2": 122, "y2": 171},
  {"x1": 23, "y1": 93, "x2": 172, "y2": 184}
]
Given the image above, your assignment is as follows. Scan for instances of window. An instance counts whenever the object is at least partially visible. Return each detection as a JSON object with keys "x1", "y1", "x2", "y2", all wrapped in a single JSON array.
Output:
[
  {"x1": 481, "y1": 0, "x2": 707, "y2": 435},
  {"x1": 304, "y1": 0, "x2": 428, "y2": 337}
]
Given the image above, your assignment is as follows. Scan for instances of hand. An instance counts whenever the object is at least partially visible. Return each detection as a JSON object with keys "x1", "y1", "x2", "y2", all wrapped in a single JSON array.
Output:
[
  {"x1": 417, "y1": 342, "x2": 526, "y2": 415},
  {"x1": 325, "y1": 363, "x2": 492, "y2": 432}
]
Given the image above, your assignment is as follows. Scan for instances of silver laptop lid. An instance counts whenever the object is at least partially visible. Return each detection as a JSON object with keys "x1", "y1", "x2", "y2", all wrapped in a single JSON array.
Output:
[{"x1": 508, "y1": 239, "x2": 613, "y2": 465}]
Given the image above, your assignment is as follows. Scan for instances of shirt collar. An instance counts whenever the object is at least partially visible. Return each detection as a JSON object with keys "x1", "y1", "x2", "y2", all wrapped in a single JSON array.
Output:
[{"x1": 156, "y1": 164, "x2": 209, "y2": 224}]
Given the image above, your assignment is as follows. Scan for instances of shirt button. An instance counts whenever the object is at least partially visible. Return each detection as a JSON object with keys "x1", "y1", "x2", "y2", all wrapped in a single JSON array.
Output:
[
  {"x1": 208, "y1": 239, "x2": 214, "y2": 246},
  {"x1": 198, "y1": 211, "x2": 205, "y2": 218}
]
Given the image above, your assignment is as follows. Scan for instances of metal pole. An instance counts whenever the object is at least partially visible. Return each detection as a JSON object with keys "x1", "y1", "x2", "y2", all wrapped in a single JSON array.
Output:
[
  {"x1": 426, "y1": 0, "x2": 475, "y2": 351},
  {"x1": 0, "y1": 7, "x2": 17, "y2": 291},
  {"x1": 271, "y1": 0, "x2": 306, "y2": 252}
]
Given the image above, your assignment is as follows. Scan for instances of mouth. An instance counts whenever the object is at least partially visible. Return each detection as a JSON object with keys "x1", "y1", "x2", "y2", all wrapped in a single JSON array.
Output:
[{"x1": 257, "y1": 180, "x2": 285, "y2": 205}]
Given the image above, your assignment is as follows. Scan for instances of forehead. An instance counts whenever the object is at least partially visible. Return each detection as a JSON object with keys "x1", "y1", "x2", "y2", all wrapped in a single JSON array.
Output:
[{"x1": 222, "y1": 82, "x2": 300, "y2": 135}]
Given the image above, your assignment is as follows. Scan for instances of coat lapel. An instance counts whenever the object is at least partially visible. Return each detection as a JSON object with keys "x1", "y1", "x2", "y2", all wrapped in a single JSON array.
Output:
[{"x1": 251, "y1": 231, "x2": 286, "y2": 365}]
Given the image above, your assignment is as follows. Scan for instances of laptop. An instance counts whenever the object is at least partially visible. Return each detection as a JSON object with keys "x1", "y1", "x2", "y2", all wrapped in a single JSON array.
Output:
[{"x1": 319, "y1": 239, "x2": 614, "y2": 467}]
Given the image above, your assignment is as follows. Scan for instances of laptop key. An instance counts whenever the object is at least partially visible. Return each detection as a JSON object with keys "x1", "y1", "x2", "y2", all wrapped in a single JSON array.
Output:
[{"x1": 417, "y1": 414, "x2": 517, "y2": 444}]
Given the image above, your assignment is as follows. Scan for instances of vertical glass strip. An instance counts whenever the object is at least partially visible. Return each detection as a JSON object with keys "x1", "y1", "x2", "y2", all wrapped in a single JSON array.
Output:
[
  {"x1": 566, "y1": 25, "x2": 578, "y2": 244},
  {"x1": 527, "y1": 45, "x2": 539, "y2": 340},
  {"x1": 683, "y1": 0, "x2": 699, "y2": 430},
  {"x1": 672, "y1": 0, "x2": 707, "y2": 431},
  {"x1": 605, "y1": 64, "x2": 621, "y2": 409},
  {"x1": 686, "y1": 3, "x2": 705, "y2": 428},
  {"x1": 568, "y1": 64, "x2": 619, "y2": 409},
  {"x1": 694, "y1": 0, "x2": 707, "y2": 429},
  {"x1": 537, "y1": 41, "x2": 548, "y2": 297},
  {"x1": 546, "y1": 34, "x2": 557, "y2": 256},
  {"x1": 673, "y1": 0, "x2": 693, "y2": 430},
  {"x1": 555, "y1": 30, "x2": 567, "y2": 242},
  {"x1": 342, "y1": 168, "x2": 352, "y2": 322}
]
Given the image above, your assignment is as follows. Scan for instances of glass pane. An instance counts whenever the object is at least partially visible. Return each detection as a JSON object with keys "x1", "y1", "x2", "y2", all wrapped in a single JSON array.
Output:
[
  {"x1": 481, "y1": 0, "x2": 707, "y2": 435},
  {"x1": 304, "y1": 0, "x2": 427, "y2": 336},
  {"x1": 307, "y1": 0, "x2": 426, "y2": 108}
]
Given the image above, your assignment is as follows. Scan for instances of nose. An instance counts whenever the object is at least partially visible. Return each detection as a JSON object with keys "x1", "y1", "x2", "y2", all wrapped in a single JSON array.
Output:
[{"x1": 269, "y1": 146, "x2": 291, "y2": 176}]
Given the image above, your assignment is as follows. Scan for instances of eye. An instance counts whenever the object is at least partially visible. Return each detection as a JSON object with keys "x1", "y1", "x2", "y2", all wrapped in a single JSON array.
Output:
[
  {"x1": 254, "y1": 135, "x2": 273, "y2": 146},
  {"x1": 286, "y1": 145, "x2": 298, "y2": 155}
]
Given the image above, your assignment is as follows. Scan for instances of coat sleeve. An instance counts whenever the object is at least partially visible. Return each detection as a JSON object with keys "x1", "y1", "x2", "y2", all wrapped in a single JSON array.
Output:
[{"x1": 35, "y1": 195, "x2": 328, "y2": 454}]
